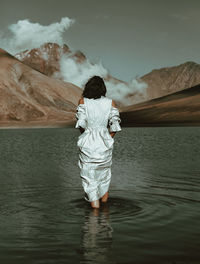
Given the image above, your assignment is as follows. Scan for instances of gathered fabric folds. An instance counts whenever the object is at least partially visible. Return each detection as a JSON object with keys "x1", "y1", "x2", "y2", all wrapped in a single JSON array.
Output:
[
  {"x1": 108, "y1": 106, "x2": 122, "y2": 132},
  {"x1": 75, "y1": 96, "x2": 121, "y2": 202},
  {"x1": 75, "y1": 104, "x2": 87, "y2": 130}
]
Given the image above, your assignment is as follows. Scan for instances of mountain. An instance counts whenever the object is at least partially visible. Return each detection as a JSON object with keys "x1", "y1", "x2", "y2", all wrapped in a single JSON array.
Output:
[
  {"x1": 14, "y1": 43, "x2": 87, "y2": 79},
  {"x1": 14, "y1": 42, "x2": 147, "y2": 107},
  {"x1": 141, "y1": 61, "x2": 200, "y2": 100},
  {"x1": 1, "y1": 43, "x2": 200, "y2": 128},
  {"x1": 0, "y1": 48, "x2": 82, "y2": 128},
  {"x1": 120, "y1": 83, "x2": 200, "y2": 126},
  {"x1": 15, "y1": 43, "x2": 200, "y2": 105}
]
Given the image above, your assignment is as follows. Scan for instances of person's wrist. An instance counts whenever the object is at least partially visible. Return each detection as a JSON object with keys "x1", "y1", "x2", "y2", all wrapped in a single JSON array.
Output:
[{"x1": 110, "y1": 132, "x2": 115, "y2": 137}]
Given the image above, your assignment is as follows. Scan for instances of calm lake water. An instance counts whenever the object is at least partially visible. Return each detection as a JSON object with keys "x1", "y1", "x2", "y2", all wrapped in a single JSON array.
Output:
[{"x1": 0, "y1": 127, "x2": 200, "y2": 264}]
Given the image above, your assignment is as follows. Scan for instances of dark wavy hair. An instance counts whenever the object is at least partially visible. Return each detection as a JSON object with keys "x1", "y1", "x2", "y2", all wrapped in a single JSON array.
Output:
[{"x1": 82, "y1": 76, "x2": 107, "y2": 99}]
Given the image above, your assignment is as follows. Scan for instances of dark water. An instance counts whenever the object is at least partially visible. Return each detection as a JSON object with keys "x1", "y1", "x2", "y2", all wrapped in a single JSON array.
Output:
[{"x1": 0, "y1": 127, "x2": 200, "y2": 264}]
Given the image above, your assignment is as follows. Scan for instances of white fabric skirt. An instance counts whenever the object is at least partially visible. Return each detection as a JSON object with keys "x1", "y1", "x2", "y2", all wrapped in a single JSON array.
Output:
[{"x1": 77, "y1": 126, "x2": 114, "y2": 202}]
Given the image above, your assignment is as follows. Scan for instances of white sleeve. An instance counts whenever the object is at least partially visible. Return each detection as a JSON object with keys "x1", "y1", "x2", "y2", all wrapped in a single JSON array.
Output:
[
  {"x1": 108, "y1": 106, "x2": 122, "y2": 132},
  {"x1": 75, "y1": 104, "x2": 87, "y2": 129}
]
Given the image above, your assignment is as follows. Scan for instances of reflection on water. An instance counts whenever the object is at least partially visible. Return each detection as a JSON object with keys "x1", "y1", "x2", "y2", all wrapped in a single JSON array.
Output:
[
  {"x1": 79, "y1": 203, "x2": 113, "y2": 264},
  {"x1": 78, "y1": 198, "x2": 142, "y2": 264},
  {"x1": 0, "y1": 127, "x2": 200, "y2": 264}
]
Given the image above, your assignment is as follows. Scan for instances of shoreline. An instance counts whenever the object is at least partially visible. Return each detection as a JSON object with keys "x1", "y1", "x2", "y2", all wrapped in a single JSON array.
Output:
[
  {"x1": 0, "y1": 120, "x2": 200, "y2": 130},
  {"x1": 0, "y1": 120, "x2": 76, "y2": 130}
]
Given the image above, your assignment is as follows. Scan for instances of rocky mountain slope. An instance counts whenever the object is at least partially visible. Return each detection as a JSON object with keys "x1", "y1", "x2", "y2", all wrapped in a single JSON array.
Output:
[
  {"x1": 141, "y1": 61, "x2": 200, "y2": 100},
  {"x1": 120, "y1": 83, "x2": 200, "y2": 126},
  {"x1": 1, "y1": 42, "x2": 200, "y2": 128},
  {"x1": 14, "y1": 43, "x2": 87, "y2": 79},
  {"x1": 14, "y1": 42, "x2": 147, "y2": 107},
  {"x1": 15, "y1": 43, "x2": 200, "y2": 103},
  {"x1": 0, "y1": 48, "x2": 82, "y2": 128}
]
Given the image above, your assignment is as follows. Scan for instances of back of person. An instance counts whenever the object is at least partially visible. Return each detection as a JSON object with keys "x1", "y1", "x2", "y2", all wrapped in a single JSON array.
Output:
[
  {"x1": 75, "y1": 75, "x2": 121, "y2": 209},
  {"x1": 84, "y1": 95, "x2": 112, "y2": 129}
]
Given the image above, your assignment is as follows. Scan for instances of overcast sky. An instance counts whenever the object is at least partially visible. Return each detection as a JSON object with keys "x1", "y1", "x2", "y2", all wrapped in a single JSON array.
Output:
[{"x1": 1, "y1": 0, "x2": 200, "y2": 82}]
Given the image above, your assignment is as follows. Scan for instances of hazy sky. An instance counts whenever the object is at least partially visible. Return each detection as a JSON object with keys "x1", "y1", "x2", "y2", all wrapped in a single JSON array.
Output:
[{"x1": 1, "y1": 0, "x2": 200, "y2": 82}]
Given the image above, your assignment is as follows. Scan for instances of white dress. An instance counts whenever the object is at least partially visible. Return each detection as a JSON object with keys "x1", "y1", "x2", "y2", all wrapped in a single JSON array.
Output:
[{"x1": 75, "y1": 95, "x2": 122, "y2": 202}]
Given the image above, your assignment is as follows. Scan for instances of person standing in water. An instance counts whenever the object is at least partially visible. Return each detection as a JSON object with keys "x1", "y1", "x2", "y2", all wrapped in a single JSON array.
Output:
[{"x1": 75, "y1": 76, "x2": 122, "y2": 209}]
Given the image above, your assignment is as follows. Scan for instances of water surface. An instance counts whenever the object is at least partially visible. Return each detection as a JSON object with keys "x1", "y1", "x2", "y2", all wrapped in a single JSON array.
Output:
[{"x1": 0, "y1": 127, "x2": 199, "y2": 264}]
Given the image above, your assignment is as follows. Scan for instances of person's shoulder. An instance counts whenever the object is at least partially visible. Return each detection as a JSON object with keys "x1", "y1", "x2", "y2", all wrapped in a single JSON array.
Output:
[
  {"x1": 111, "y1": 99, "x2": 116, "y2": 107},
  {"x1": 78, "y1": 97, "x2": 84, "y2": 105},
  {"x1": 104, "y1": 97, "x2": 116, "y2": 107}
]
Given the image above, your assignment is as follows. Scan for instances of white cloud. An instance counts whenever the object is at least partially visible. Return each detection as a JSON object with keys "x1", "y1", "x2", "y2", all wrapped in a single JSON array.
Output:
[
  {"x1": 60, "y1": 54, "x2": 108, "y2": 88},
  {"x1": 59, "y1": 53, "x2": 148, "y2": 105},
  {"x1": 105, "y1": 77, "x2": 148, "y2": 105},
  {"x1": 0, "y1": 17, "x2": 75, "y2": 54},
  {"x1": 0, "y1": 17, "x2": 148, "y2": 105}
]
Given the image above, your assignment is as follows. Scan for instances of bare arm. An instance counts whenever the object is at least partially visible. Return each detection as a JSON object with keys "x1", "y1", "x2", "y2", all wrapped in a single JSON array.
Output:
[
  {"x1": 110, "y1": 100, "x2": 117, "y2": 138},
  {"x1": 78, "y1": 97, "x2": 85, "y2": 134}
]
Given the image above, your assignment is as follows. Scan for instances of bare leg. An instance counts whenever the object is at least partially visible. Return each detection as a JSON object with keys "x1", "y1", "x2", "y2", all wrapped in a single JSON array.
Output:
[
  {"x1": 91, "y1": 199, "x2": 100, "y2": 209},
  {"x1": 101, "y1": 191, "x2": 109, "y2": 203}
]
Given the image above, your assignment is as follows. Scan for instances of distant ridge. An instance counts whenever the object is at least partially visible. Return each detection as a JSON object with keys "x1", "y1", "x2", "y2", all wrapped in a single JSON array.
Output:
[{"x1": 120, "y1": 83, "x2": 200, "y2": 126}]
